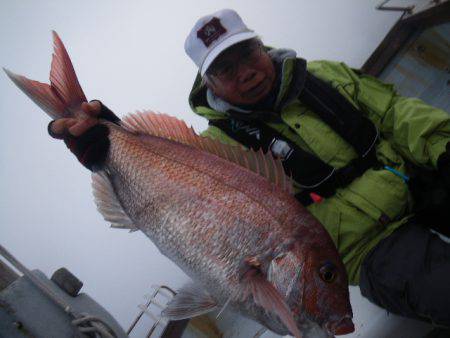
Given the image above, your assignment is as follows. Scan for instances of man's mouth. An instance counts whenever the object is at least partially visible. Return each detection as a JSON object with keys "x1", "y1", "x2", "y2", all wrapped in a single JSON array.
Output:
[{"x1": 243, "y1": 78, "x2": 269, "y2": 98}]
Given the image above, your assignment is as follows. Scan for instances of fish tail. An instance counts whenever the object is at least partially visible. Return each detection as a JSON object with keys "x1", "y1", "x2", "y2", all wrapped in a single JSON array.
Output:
[{"x1": 3, "y1": 31, "x2": 87, "y2": 120}]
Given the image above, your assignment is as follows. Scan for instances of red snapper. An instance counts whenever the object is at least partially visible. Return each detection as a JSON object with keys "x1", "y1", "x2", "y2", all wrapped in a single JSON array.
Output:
[{"x1": 4, "y1": 32, "x2": 354, "y2": 338}]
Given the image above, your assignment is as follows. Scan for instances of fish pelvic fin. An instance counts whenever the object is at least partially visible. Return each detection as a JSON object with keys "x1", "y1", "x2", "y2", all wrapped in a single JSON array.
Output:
[
  {"x1": 91, "y1": 171, "x2": 137, "y2": 232},
  {"x1": 161, "y1": 282, "x2": 218, "y2": 320},
  {"x1": 121, "y1": 111, "x2": 293, "y2": 194},
  {"x1": 4, "y1": 31, "x2": 86, "y2": 119},
  {"x1": 244, "y1": 270, "x2": 302, "y2": 338}
]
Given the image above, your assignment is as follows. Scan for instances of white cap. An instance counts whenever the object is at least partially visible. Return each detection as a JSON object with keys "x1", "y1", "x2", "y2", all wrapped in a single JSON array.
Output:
[{"x1": 185, "y1": 9, "x2": 258, "y2": 76}]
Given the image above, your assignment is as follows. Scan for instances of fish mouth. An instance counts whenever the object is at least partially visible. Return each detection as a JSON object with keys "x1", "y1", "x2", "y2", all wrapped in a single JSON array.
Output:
[{"x1": 325, "y1": 316, "x2": 355, "y2": 336}]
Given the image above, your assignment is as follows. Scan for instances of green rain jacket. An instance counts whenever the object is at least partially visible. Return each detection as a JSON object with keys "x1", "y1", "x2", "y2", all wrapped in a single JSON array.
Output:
[{"x1": 188, "y1": 57, "x2": 450, "y2": 285}]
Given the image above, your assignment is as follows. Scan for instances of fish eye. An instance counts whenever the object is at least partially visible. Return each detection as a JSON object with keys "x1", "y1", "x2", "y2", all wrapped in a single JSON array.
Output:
[{"x1": 319, "y1": 262, "x2": 336, "y2": 283}]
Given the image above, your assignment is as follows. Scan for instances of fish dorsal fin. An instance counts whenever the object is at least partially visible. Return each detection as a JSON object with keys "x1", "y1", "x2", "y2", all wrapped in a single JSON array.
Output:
[
  {"x1": 121, "y1": 111, "x2": 293, "y2": 193},
  {"x1": 161, "y1": 282, "x2": 218, "y2": 320},
  {"x1": 91, "y1": 171, "x2": 137, "y2": 232}
]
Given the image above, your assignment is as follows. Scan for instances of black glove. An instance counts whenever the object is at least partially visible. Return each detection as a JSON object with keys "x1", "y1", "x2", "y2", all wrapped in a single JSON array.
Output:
[
  {"x1": 410, "y1": 141, "x2": 450, "y2": 237},
  {"x1": 48, "y1": 100, "x2": 120, "y2": 171},
  {"x1": 437, "y1": 142, "x2": 450, "y2": 189},
  {"x1": 91, "y1": 100, "x2": 121, "y2": 124}
]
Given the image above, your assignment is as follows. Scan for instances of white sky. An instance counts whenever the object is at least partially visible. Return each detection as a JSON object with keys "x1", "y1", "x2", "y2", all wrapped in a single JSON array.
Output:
[{"x1": 0, "y1": 1, "x2": 431, "y2": 337}]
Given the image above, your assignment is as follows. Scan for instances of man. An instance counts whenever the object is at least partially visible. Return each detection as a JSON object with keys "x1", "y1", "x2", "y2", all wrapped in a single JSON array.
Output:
[{"x1": 49, "y1": 9, "x2": 450, "y2": 331}]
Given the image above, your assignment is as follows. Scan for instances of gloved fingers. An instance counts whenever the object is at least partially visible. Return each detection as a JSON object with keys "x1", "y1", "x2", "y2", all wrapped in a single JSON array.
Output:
[
  {"x1": 48, "y1": 118, "x2": 78, "y2": 139},
  {"x1": 84, "y1": 99, "x2": 121, "y2": 125},
  {"x1": 47, "y1": 104, "x2": 112, "y2": 171},
  {"x1": 81, "y1": 100, "x2": 102, "y2": 117},
  {"x1": 68, "y1": 118, "x2": 99, "y2": 137}
]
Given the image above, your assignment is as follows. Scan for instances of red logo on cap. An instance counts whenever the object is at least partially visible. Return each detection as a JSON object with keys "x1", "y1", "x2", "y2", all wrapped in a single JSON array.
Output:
[{"x1": 197, "y1": 17, "x2": 227, "y2": 47}]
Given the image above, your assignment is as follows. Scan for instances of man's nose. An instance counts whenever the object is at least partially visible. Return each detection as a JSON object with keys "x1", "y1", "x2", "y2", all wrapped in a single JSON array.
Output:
[{"x1": 237, "y1": 64, "x2": 257, "y2": 83}]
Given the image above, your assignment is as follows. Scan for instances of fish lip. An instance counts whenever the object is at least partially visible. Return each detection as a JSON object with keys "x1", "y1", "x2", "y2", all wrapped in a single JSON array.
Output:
[{"x1": 325, "y1": 315, "x2": 355, "y2": 336}]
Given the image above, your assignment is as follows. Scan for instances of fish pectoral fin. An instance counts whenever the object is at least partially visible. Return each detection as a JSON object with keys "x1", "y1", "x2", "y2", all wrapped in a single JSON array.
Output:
[
  {"x1": 161, "y1": 282, "x2": 218, "y2": 320},
  {"x1": 91, "y1": 171, "x2": 137, "y2": 231},
  {"x1": 244, "y1": 269, "x2": 302, "y2": 338}
]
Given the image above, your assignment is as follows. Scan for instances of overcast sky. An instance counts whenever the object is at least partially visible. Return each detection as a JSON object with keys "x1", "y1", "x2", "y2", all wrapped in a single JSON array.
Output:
[{"x1": 0, "y1": 1, "x2": 431, "y2": 337}]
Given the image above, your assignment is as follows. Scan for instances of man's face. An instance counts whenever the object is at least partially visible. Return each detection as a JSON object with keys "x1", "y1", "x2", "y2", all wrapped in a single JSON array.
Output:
[{"x1": 205, "y1": 39, "x2": 276, "y2": 106}]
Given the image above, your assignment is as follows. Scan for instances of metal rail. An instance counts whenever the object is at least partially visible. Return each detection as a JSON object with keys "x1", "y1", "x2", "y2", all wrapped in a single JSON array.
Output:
[
  {"x1": 376, "y1": 0, "x2": 415, "y2": 14},
  {"x1": 127, "y1": 284, "x2": 176, "y2": 337}
]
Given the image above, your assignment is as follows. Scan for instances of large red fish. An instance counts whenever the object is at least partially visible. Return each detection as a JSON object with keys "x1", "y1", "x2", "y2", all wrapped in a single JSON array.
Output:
[{"x1": 4, "y1": 32, "x2": 354, "y2": 337}]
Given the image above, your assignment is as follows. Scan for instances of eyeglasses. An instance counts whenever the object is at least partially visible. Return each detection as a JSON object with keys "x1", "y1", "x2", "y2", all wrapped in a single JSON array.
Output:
[{"x1": 206, "y1": 41, "x2": 263, "y2": 81}]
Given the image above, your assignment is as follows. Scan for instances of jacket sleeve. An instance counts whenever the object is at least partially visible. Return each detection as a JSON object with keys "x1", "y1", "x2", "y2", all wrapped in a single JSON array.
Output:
[{"x1": 308, "y1": 60, "x2": 450, "y2": 169}]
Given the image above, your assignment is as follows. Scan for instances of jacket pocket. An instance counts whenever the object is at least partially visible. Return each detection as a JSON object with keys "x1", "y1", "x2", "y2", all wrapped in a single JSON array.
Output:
[{"x1": 337, "y1": 167, "x2": 410, "y2": 223}]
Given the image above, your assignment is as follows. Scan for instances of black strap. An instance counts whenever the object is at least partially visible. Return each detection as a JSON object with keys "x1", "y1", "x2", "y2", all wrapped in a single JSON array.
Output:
[
  {"x1": 211, "y1": 117, "x2": 335, "y2": 187},
  {"x1": 300, "y1": 72, "x2": 378, "y2": 156},
  {"x1": 211, "y1": 118, "x2": 380, "y2": 205},
  {"x1": 209, "y1": 71, "x2": 380, "y2": 205}
]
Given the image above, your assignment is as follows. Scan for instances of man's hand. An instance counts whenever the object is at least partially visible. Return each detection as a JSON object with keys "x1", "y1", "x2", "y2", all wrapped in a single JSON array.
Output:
[
  {"x1": 49, "y1": 101, "x2": 102, "y2": 138},
  {"x1": 438, "y1": 142, "x2": 450, "y2": 189},
  {"x1": 48, "y1": 100, "x2": 118, "y2": 171}
]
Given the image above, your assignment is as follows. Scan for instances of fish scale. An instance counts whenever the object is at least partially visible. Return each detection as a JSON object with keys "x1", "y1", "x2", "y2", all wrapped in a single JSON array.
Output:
[
  {"x1": 104, "y1": 125, "x2": 312, "y2": 315},
  {"x1": 107, "y1": 125, "x2": 281, "y2": 251},
  {"x1": 134, "y1": 131, "x2": 301, "y2": 224}
]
